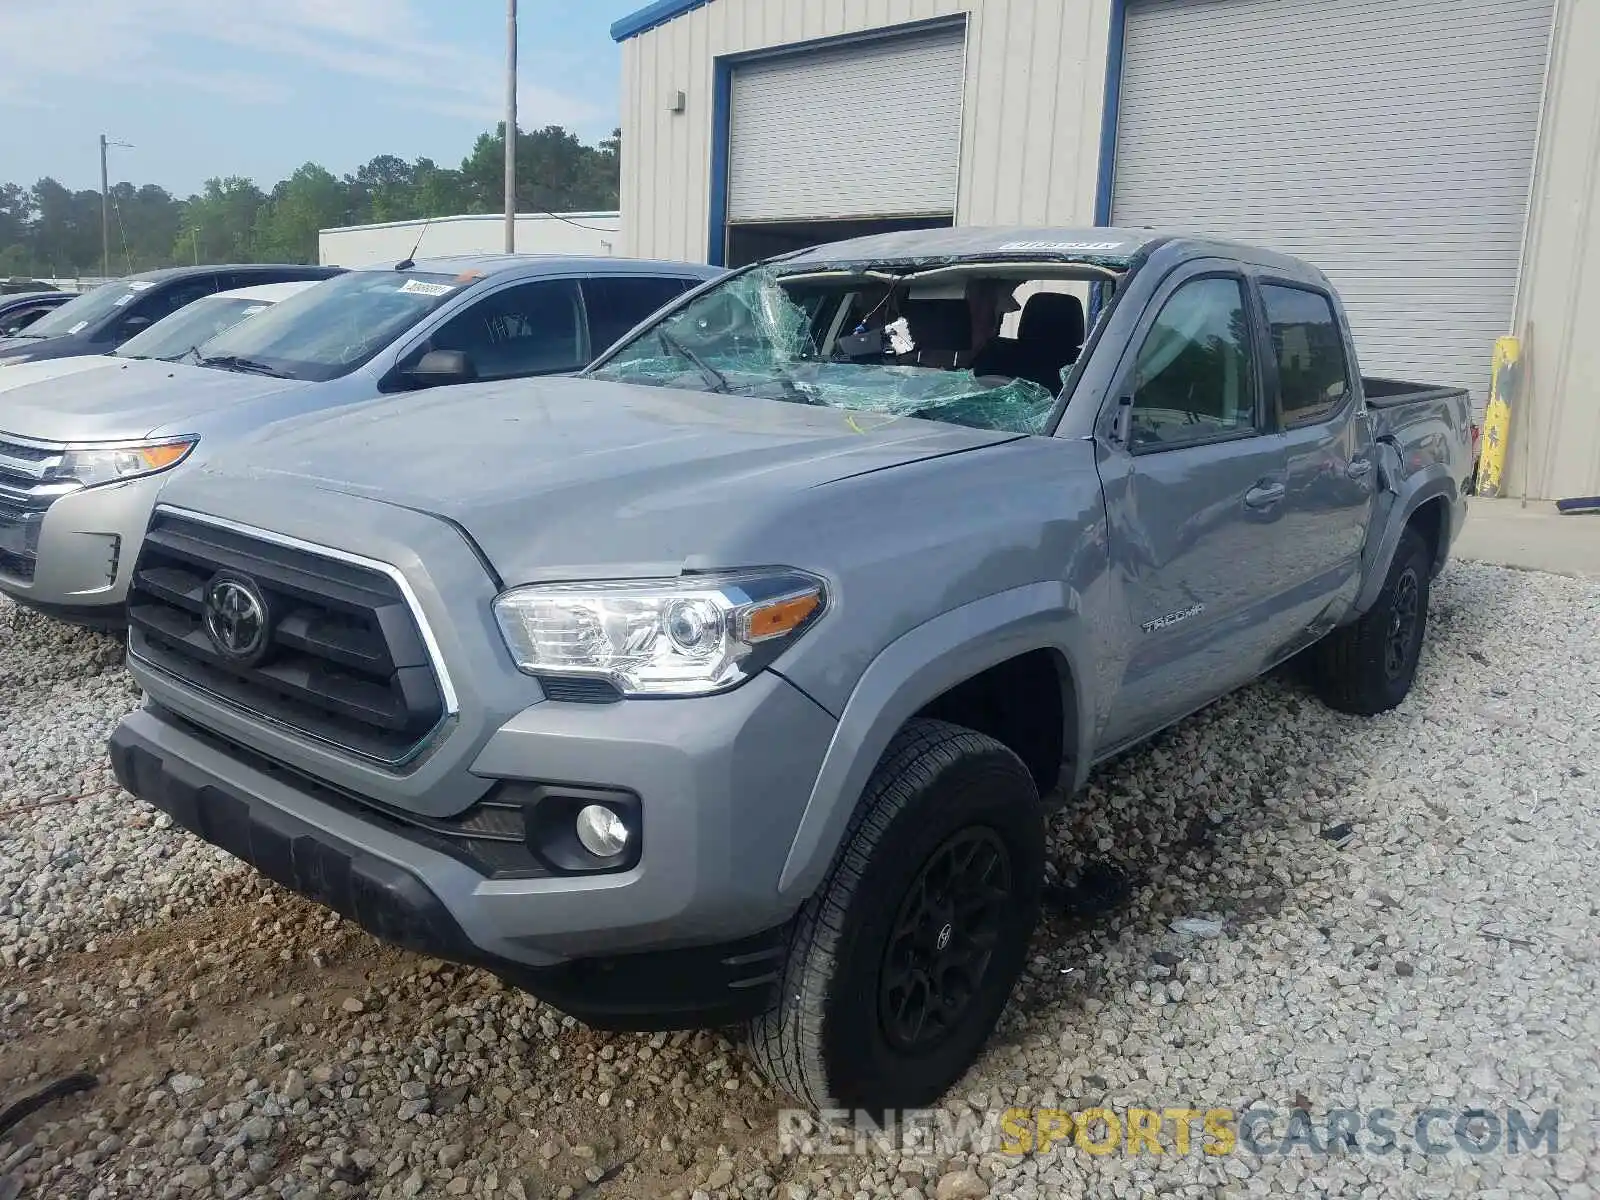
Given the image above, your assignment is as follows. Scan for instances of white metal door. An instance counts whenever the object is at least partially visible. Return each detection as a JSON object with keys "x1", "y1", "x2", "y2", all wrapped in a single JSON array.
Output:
[
  {"x1": 1112, "y1": 0, "x2": 1556, "y2": 406},
  {"x1": 728, "y1": 25, "x2": 967, "y2": 224}
]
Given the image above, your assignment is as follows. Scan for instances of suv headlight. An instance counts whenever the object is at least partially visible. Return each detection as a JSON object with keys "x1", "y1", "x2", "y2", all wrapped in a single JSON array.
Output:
[
  {"x1": 46, "y1": 438, "x2": 197, "y2": 488},
  {"x1": 493, "y1": 569, "x2": 827, "y2": 697}
]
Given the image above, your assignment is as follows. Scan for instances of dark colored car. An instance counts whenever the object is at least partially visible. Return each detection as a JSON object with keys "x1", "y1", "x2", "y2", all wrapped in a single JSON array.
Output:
[
  {"x1": 0, "y1": 264, "x2": 344, "y2": 366},
  {"x1": 0, "y1": 292, "x2": 72, "y2": 338}
]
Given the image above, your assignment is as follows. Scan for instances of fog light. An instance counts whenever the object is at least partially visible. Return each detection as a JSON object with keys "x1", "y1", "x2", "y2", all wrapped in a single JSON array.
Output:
[{"x1": 575, "y1": 805, "x2": 630, "y2": 858}]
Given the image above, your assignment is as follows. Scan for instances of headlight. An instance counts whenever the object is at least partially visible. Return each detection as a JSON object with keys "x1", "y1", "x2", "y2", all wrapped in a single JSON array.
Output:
[
  {"x1": 47, "y1": 438, "x2": 198, "y2": 488},
  {"x1": 493, "y1": 569, "x2": 827, "y2": 697}
]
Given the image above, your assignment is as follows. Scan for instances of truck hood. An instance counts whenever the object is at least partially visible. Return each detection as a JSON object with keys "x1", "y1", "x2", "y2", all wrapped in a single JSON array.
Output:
[
  {"x1": 0, "y1": 357, "x2": 307, "y2": 443},
  {"x1": 208, "y1": 375, "x2": 1023, "y2": 582}
]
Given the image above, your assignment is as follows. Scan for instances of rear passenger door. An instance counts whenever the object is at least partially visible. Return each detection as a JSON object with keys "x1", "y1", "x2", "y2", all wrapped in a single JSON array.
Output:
[
  {"x1": 425, "y1": 279, "x2": 587, "y2": 380},
  {"x1": 581, "y1": 276, "x2": 696, "y2": 360},
  {"x1": 1258, "y1": 281, "x2": 1376, "y2": 615},
  {"x1": 1096, "y1": 263, "x2": 1297, "y2": 749}
]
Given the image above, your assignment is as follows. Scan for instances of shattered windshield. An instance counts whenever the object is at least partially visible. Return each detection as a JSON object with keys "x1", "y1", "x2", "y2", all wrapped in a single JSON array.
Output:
[{"x1": 586, "y1": 265, "x2": 1097, "y2": 435}]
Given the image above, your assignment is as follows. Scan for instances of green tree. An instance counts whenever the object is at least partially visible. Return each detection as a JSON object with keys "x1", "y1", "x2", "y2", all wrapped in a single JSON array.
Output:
[
  {"x1": 176, "y1": 176, "x2": 267, "y2": 264},
  {"x1": 253, "y1": 164, "x2": 350, "y2": 262},
  {"x1": 0, "y1": 123, "x2": 621, "y2": 274}
]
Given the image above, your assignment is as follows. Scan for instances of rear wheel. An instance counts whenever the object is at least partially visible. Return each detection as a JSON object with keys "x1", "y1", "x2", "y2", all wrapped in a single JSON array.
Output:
[
  {"x1": 1309, "y1": 527, "x2": 1431, "y2": 715},
  {"x1": 746, "y1": 718, "x2": 1045, "y2": 1113}
]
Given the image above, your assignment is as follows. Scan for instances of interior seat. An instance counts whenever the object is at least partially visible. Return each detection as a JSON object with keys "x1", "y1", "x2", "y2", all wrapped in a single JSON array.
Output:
[{"x1": 972, "y1": 292, "x2": 1086, "y2": 392}]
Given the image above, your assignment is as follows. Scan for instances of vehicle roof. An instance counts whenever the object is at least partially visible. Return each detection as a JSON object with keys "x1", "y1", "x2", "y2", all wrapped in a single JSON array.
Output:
[
  {"x1": 776, "y1": 226, "x2": 1158, "y2": 270},
  {"x1": 774, "y1": 225, "x2": 1327, "y2": 279},
  {"x1": 211, "y1": 280, "x2": 321, "y2": 303},
  {"x1": 0, "y1": 291, "x2": 69, "y2": 306},
  {"x1": 354, "y1": 253, "x2": 723, "y2": 280},
  {"x1": 99, "y1": 264, "x2": 344, "y2": 285}
]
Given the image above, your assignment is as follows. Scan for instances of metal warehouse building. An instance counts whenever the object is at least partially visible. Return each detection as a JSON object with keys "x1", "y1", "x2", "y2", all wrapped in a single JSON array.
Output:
[{"x1": 611, "y1": 0, "x2": 1600, "y2": 501}]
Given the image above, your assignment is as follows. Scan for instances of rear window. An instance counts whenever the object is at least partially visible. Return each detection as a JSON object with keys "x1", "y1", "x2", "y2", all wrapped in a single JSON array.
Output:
[{"x1": 1261, "y1": 285, "x2": 1350, "y2": 426}]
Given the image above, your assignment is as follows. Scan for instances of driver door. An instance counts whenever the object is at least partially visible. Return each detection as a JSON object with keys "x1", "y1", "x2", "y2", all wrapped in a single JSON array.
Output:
[{"x1": 1095, "y1": 262, "x2": 1299, "y2": 751}]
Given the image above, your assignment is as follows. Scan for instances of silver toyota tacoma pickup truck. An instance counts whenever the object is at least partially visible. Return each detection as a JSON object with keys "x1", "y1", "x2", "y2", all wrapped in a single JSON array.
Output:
[{"x1": 109, "y1": 228, "x2": 1472, "y2": 1112}]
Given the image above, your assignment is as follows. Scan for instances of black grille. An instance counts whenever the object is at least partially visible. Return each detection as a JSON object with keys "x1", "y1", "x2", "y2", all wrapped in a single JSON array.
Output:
[
  {"x1": 0, "y1": 498, "x2": 44, "y2": 582},
  {"x1": 128, "y1": 513, "x2": 448, "y2": 764},
  {"x1": 539, "y1": 675, "x2": 623, "y2": 704}
]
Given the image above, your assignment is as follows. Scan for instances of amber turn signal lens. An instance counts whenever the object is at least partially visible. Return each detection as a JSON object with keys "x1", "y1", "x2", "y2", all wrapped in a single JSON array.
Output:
[
  {"x1": 746, "y1": 592, "x2": 821, "y2": 641},
  {"x1": 138, "y1": 443, "x2": 194, "y2": 471}
]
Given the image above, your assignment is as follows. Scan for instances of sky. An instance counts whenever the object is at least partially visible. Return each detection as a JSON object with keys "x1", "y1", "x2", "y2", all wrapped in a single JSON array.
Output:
[{"x1": 0, "y1": 0, "x2": 636, "y2": 197}]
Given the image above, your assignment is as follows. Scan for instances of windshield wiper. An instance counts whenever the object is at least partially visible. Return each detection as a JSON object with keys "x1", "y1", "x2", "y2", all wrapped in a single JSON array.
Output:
[
  {"x1": 657, "y1": 328, "x2": 729, "y2": 393},
  {"x1": 196, "y1": 353, "x2": 290, "y2": 379}
]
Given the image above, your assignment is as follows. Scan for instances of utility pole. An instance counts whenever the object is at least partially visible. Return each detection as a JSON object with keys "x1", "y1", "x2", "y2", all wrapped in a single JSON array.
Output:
[
  {"x1": 99, "y1": 134, "x2": 110, "y2": 279},
  {"x1": 504, "y1": 0, "x2": 518, "y2": 253},
  {"x1": 99, "y1": 134, "x2": 131, "y2": 280}
]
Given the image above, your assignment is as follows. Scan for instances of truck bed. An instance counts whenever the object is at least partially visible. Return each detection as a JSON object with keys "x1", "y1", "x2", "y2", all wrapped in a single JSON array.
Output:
[{"x1": 1361, "y1": 376, "x2": 1470, "y2": 409}]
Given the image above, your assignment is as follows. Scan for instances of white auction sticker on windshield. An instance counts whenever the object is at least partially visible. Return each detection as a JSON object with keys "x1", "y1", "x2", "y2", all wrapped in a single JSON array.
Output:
[
  {"x1": 112, "y1": 293, "x2": 135, "y2": 306},
  {"x1": 998, "y1": 240, "x2": 1125, "y2": 252},
  {"x1": 67, "y1": 321, "x2": 89, "y2": 334},
  {"x1": 126, "y1": 280, "x2": 155, "y2": 291},
  {"x1": 399, "y1": 280, "x2": 454, "y2": 297},
  {"x1": 241, "y1": 305, "x2": 267, "y2": 315}
]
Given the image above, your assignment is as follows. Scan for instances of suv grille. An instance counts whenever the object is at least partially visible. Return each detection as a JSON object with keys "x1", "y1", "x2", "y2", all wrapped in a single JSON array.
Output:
[
  {"x1": 0, "y1": 433, "x2": 71, "y2": 583},
  {"x1": 128, "y1": 511, "x2": 449, "y2": 765}
]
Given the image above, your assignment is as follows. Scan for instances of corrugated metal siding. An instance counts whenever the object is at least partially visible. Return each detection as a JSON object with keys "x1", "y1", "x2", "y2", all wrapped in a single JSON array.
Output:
[
  {"x1": 618, "y1": 0, "x2": 1110, "y2": 262},
  {"x1": 1112, "y1": 0, "x2": 1556, "y2": 413},
  {"x1": 728, "y1": 27, "x2": 966, "y2": 222},
  {"x1": 1514, "y1": 0, "x2": 1600, "y2": 499}
]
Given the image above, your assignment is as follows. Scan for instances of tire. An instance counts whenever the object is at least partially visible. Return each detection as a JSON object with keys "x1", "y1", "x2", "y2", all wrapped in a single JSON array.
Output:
[
  {"x1": 746, "y1": 718, "x2": 1045, "y2": 1114},
  {"x1": 1309, "y1": 527, "x2": 1431, "y2": 715}
]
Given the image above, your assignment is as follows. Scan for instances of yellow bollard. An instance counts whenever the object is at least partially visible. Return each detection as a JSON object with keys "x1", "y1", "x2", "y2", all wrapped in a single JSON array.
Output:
[{"x1": 1476, "y1": 337, "x2": 1521, "y2": 498}]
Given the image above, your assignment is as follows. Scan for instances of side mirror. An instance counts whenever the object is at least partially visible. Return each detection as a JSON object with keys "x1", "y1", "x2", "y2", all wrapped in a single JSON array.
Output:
[{"x1": 407, "y1": 349, "x2": 477, "y2": 387}]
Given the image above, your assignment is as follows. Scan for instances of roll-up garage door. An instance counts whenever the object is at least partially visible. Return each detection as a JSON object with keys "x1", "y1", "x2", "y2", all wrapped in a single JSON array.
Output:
[
  {"x1": 1111, "y1": 0, "x2": 1555, "y2": 406},
  {"x1": 728, "y1": 25, "x2": 966, "y2": 223}
]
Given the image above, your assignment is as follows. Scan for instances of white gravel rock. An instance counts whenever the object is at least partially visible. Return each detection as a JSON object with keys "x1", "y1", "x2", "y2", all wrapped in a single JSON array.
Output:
[{"x1": 3, "y1": 563, "x2": 1597, "y2": 1199}]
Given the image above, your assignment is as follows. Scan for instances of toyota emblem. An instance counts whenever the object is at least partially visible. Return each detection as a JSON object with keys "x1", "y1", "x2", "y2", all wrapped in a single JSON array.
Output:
[{"x1": 203, "y1": 575, "x2": 270, "y2": 663}]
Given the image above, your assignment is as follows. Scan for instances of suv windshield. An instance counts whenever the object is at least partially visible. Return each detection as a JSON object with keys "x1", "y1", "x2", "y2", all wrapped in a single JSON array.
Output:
[
  {"x1": 191, "y1": 270, "x2": 468, "y2": 382},
  {"x1": 586, "y1": 265, "x2": 1090, "y2": 434},
  {"x1": 115, "y1": 294, "x2": 273, "y2": 361},
  {"x1": 14, "y1": 280, "x2": 143, "y2": 339}
]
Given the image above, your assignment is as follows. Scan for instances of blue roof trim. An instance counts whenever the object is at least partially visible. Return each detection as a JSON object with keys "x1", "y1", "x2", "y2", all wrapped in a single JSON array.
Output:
[{"x1": 611, "y1": 0, "x2": 710, "y2": 41}]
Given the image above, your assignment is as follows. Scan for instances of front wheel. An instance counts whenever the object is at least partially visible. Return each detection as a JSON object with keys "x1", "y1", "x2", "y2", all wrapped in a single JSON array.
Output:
[
  {"x1": 746, "y1": 719, "x2": 1045, "y2": 1113},
  {"x1": 1308, "y1": 527, "x2": 1431, "y2": 715}
]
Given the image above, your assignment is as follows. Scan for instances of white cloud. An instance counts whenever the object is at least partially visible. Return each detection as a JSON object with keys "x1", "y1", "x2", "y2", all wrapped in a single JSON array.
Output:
[{"x1": 0, "y1": 0, "x2": 605, "y2": 128}]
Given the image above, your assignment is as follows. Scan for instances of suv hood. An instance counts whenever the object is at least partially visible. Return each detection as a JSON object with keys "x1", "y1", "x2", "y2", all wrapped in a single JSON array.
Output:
[
  {"x1": 203, "y1": 375, "x2": 1023, "y2": 582},
  {"x1": 0, "y1": 357, "x2": 307, "y2": 443},
  {"x1": 0, "y1": 354, "x2": 119, "y2": 398}
]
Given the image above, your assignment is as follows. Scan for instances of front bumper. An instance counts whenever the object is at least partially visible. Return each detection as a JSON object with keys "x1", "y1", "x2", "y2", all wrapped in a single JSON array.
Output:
[
  {"x1": 110, "y1": 668, "x2": 836, "y2": 1026},
  {"x1": 0, "y1": 471, "x2": 165, "y2": 613}
]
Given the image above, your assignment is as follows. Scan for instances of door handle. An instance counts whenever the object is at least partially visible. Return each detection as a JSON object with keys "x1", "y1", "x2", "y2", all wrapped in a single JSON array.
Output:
[
  {"x1": 1244, "y1": 481, "x2": 1286, "y2": 510},
  {"x1": 1346, "y1": 458, "x2": 1373, "y2": 479}
]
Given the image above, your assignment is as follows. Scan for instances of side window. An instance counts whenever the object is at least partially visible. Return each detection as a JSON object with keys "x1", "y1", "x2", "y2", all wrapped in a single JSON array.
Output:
[
  {"x1": 1260, "y1": 284, "x2": 1350, "y2": 426},
  {"x1": 1129, "y1": 276, "x2": 1257, "y2": 450},
  {"x1": 428, "y1": 279, "x2": 584, "y2": 379},
  {"x1": 2, "y1": 304, "x2": 56, "y2": 335},
  {"x1": 582, "y1": 276, "x2": 694, "y2": 353}
]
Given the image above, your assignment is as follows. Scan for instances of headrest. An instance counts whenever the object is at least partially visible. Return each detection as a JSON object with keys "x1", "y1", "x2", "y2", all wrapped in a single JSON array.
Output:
[{"x1": 1018, "y1": 292, "x2": 1085, "y2": 347}]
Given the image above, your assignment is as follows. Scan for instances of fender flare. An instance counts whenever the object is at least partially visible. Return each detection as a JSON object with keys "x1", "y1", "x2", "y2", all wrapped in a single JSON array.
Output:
[
  {"x1": 776, "y1": 581, "x2": 1094, "y2": 900},
  {"x1": 1353, "y1": 462, "x2": 1458, "y2": 614}
]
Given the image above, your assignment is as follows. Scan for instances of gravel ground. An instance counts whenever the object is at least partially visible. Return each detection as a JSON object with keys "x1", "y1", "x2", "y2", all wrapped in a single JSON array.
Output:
[{"x1": 2, "y1": 561, "x2": 1597, "y2": 1200}]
